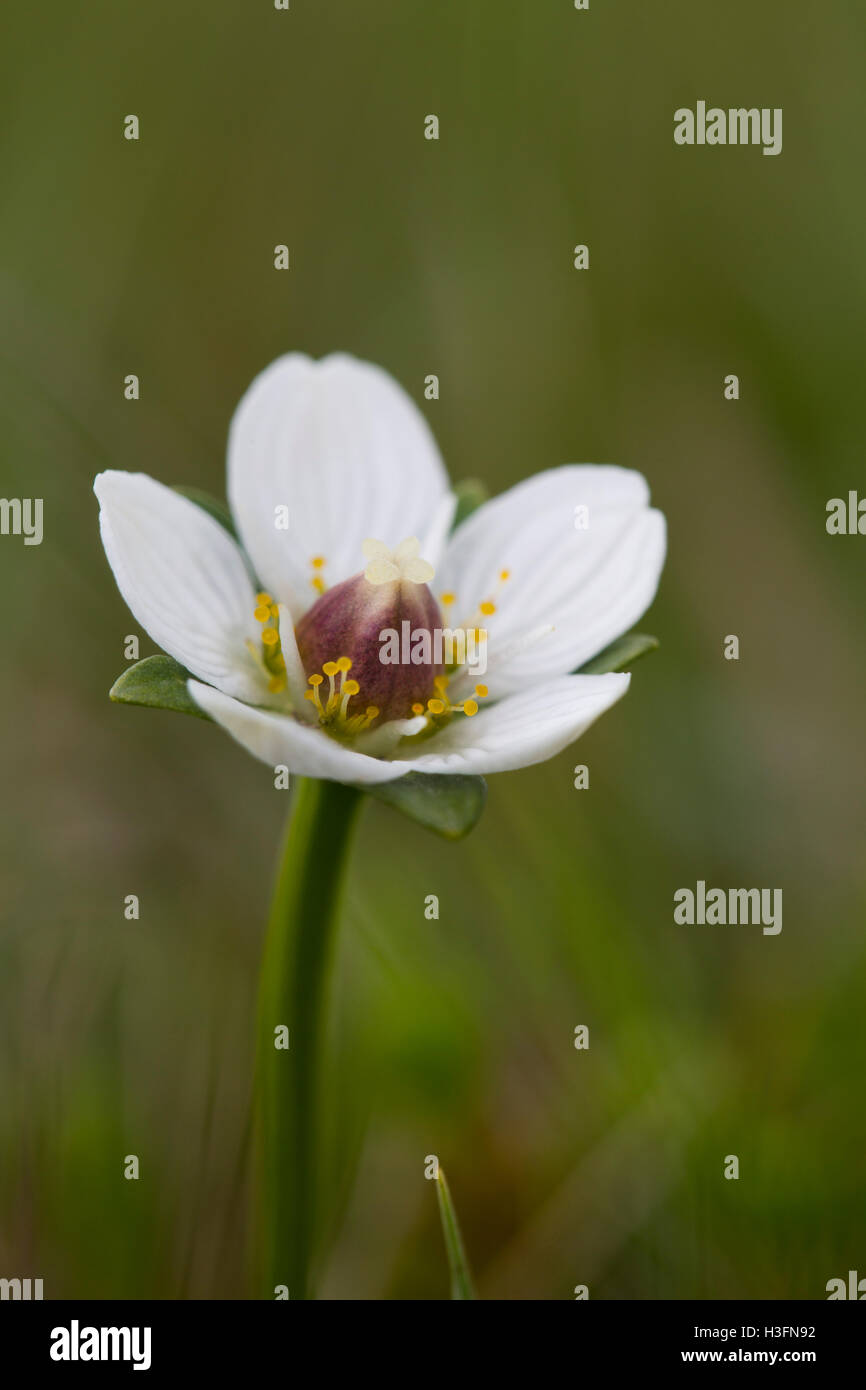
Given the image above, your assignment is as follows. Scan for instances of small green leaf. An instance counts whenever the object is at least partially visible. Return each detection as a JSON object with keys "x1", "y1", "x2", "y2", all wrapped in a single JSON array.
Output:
[
  {"x1": 452, "y1": 477, "x2": 489, "y2": 529},
  {"x1": 365, "y1": 771, "x2": 486, "y2": 839},
  {"x1": 435, "y1": 1168, "x2": 477, "y2": 1300},
  {"x1": 110, "y1": 654, "x2": 212, "y2": 721},
  {"x1": 172, "y1": 485, "x2": 238, "y2": 539},
  {"x1": 578, "y1": 631, "x2": 659, "y2": 675}
]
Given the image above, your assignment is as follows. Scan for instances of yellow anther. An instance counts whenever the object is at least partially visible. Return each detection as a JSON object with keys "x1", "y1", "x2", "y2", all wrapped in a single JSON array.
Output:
[
  {"x1": 427, "y1": 698, "x2": 445, "y2": 714},
  {"x1": 366, "y1": 706, "x2": 379, "y2": 719},
  {"x1": 343, "y1": 679, "x2": 360, "y2": 696},
  {"x1": 463, "y1": 699, "x2": 479, "y2": 716},
  {"x1": 311, "y1": 555, "x2": 326, "y2": 569},
  {"x1": 268, "y1": 675, "x2": 287, "y2": 693},
  {"x1": 499, "y1": 569, "x2": 510, "y2": 582},
  {"x1": 441, "y1": 591, "x2": 455, "y2": 606},
  {"x1": 308, "y1": 673, "x2": 323, "y2": 687},
  {"x1": 312, "y1": 577, "x2": 325, "y2": 594},
  {"x1": 256, "y1": 592, "x2": 273, "y2": 606},
  {"x1": 262, "y1": 628, "x2": 279, "y2": 646},
  {"x1": 412, "y1": 702, "x2": 424, "y2": 715},
  {"x1": 323, "y1": 661, "x2": 338, "y2": 676},
  {"x1": 480, "y1": 601, "x2": 496, "y2": 616},
  {"x1": 254, "y1": 605, "x2": 271, "y2": 623},
  {"x1": 336, "y1": 656, "x2": 353, "y2": 672},
  {"x1": 475, "y1": 684, "x2": 488, "y2": 698}
]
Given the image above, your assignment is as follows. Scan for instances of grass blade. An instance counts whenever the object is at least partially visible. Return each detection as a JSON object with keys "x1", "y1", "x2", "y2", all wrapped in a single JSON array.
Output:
[{"x1": 436, "y1": 1168, "x2": 477, "y2": 1300}]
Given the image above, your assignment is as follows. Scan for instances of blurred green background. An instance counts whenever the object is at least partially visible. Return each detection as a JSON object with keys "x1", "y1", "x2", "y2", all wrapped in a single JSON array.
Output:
[{"x1": 1, "y1": 0, "x2": 865, "y2": 1299}]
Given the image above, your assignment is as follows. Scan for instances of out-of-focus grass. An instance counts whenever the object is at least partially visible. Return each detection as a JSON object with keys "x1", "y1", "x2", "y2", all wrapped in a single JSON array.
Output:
[{"x1": 1, "y1": 0, "x2": 865, "y2": 1298}]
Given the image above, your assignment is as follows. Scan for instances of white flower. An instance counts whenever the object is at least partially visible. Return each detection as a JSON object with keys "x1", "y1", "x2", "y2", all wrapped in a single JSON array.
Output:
[{"x1": 94, "y1": 353, "x2": 666, "y2": 785}]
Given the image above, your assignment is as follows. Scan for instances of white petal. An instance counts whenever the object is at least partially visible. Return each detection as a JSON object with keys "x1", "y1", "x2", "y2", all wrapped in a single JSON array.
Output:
[
  {"x1": 436, "y1": 466, "x2": 666, "y2": 694},
  {"x1": 188, "y1": 681, "x2": 408, "y2": 785},
  {"x1": 227, "y1": 353, "x2": 450, "y2": 617},
  {"x1": 420, "y1": 491, "x2": 458, "y2": 571},
  {"x1": 95, "y1": 471, "x2": 264, "y2": 701},
  {"x1": 394, "y1": 674, "x2": 631, "y2": 775},
  {"x1": 276, "y1": 604, "x2": 314, "y2": 717}
]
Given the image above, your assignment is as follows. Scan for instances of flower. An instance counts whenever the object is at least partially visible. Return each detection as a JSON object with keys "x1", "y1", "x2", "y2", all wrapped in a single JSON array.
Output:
[{"x1": 94, "y1": 353, "x2": 666, "y2": 785}]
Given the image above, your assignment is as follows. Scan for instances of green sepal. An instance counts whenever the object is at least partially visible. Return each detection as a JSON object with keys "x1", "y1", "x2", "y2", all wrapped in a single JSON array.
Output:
[
  {"x1": 452, "y1": 477, "x2": 489, "y2": 529},
  {"x1": 364, "y1": 771, "x2": 487, "y2": 840},
  {"x1": 109, "y1": 654, "x2": 212, "y2": 721},
  {"x1": 578, "y1": 632, "x2": 659, "y2": 675}
]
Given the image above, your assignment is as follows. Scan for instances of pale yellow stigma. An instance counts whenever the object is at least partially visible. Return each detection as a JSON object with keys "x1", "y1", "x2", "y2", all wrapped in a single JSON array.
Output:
[{"x1": 363, "y1": 536, "x2": 435, "y2": 586}]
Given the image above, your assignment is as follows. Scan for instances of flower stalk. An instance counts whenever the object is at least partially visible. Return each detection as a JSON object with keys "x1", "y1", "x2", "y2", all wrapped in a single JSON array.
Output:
[{"x1": 255, "y1": 776, "x2": 363, "y2": 1300}]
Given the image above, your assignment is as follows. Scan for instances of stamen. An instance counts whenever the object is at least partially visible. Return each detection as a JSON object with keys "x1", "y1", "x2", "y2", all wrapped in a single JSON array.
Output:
[
  {"x1": 305, "y1": 656, "x2": 371, "y2": 737},
  {"x1": 306, "y1": 673, "x2": 325, "y2": 715},
  {"x1": 310, "y1": 555, "x2": 327, "y2": 594},
  {"x1": 249, "y1": 598, "x2": 292, "y2": 701},
  {"x1": 339, "y1": 678, "x2": 360, "y2": 719}
]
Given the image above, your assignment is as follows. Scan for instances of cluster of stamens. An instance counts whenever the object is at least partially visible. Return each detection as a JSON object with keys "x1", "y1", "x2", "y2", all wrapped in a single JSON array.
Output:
[
  {"x1": 250, "y1": 552, "x2": 510, "y2": 742},
  {"x1": 250, "y1": 593, "x2": 289, "y2": 694},
  {"x1": 411, "y1": 674, "x2": 488, "y2": 723},
  {"x1": 304, "y1": 656, "x2": 379, "y2": 735},
  {"x1": 439, "y1": 568, "x2": 510, "y2": 667}
]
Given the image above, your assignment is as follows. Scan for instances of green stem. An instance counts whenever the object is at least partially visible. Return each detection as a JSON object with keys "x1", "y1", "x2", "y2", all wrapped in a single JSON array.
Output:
[{"x1": 255, "y1": 776, "x2": 362, "y2": 1300}]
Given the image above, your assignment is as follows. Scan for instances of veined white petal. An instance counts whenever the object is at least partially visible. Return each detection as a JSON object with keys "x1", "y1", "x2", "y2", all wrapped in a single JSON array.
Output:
[
  {"x1": 421, "y1": 491, "x2": 458, "y2": 571},
  {"x1": 276, "y1": 604, "x2": 314, "y2": 719},
  {"x1": 393, "y1": 673, "x2": 631, "y2": 775},
  {"x1": 355, "y1": 713, "x2": 427, "y2": 757},
  {"x1": 95, "y1": 471, "x2": 264, "y2": 701},
  {"x1": 436, "y1": 466, "x2": 665, "y2": 694},
  {"x1": 188, "y1": 680, "x2": 408, "y2": 784},
  {"x1": 227, "y1": 353, "x2": 450, "y2": 617}
]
